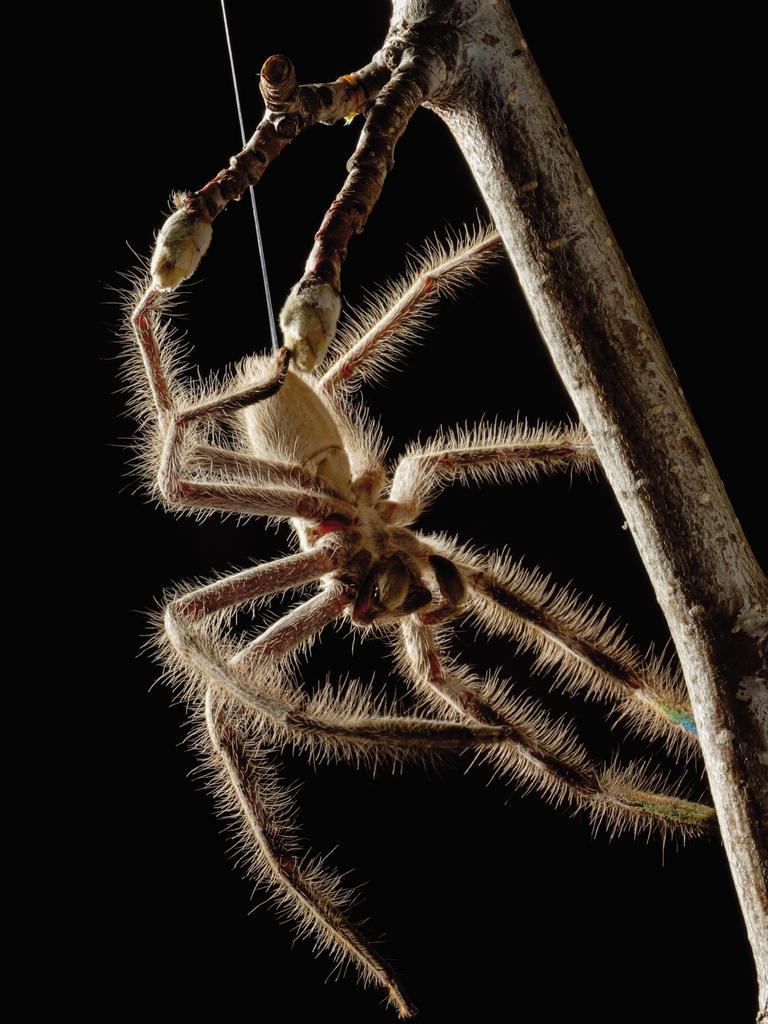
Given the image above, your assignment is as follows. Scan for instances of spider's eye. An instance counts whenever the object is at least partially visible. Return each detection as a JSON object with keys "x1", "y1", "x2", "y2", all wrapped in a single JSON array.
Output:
[{"x1": 371, "y1": 584, "x2": 381, "y2": 605}]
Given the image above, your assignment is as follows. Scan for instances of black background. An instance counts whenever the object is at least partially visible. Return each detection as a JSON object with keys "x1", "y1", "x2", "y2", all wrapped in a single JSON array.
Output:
[{"x1": 46, "y1": 2, "x2": 763, "y2": 1021}]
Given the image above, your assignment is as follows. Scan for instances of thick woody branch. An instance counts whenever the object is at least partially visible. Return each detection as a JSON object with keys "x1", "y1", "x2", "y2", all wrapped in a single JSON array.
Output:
[{"x1": 386, "y1": 0, "x2": 767, "y2": 1014}]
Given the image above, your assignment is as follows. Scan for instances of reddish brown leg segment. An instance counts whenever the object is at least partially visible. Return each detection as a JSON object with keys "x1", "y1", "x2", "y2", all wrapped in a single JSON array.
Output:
[
  {"x1": 280, "y1": 60, "x2": 435, "y2": 370},
  {"x1": 130, "y1": 288, "x2": 175, "y2": 421},
  {"x1": 129, "y1": 286, "x2": 354, "y2": 522},
  {"x1": 319, "y1": 229, "x2": 502, "y2": 396},
  {"x1": 185, "y1": 57, "x2": 392, "y2": 227}
]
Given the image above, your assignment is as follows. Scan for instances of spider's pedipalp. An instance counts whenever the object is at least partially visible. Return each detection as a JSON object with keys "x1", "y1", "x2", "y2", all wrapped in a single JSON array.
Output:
[
  {"x1": 284, "y1": 61, "x2": 443, "y2": 374},
  {"x1": 280, "y1": 279, "x2": 342, "y2": 372}
]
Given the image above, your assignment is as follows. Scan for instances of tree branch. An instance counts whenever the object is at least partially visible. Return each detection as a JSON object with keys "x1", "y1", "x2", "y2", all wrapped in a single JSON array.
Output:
[{"x1": 385, "y1": 0, "x2": 766, "y2": 1015}]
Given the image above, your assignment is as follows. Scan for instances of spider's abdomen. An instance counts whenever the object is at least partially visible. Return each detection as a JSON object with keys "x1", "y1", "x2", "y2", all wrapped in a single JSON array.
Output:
[{"x1": 239, "y1": 363, "x2": 352, "y2": 493}]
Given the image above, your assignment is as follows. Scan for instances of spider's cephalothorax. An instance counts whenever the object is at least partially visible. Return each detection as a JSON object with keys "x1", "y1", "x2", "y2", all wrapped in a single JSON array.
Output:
[
  {"x1": 245, "y1": 367, "x2": 464, "y2": 627},
  {"x1": 126, "y1": 227, "x2": 711, "y2": 1019}
]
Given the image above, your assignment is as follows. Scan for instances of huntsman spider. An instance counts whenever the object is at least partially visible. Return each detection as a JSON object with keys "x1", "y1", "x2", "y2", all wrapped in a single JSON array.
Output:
[{"x1": 125, "y1": 221, "x2": 713, "y2": 1018}]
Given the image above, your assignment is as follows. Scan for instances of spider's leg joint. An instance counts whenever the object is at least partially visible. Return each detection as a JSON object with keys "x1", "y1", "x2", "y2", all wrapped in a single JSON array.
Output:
[
  {"x1": 130, "y1": 287, "x2": 158, "y2": 330},
  {"x1": 426, "y1": 650, "x2": 444, "y2": 684},
  {"x1": 467, "y1": 567, "x2": 486, "y2": 587},
  {"x1": 418, "y1": 604, "x2": 458, "y2": 625},
  {"x1": 377, "y1": 499, "x2": 423, "y2": 528},
  {"x1": 157, "y1": 472, "x2": 191, "y2": 506},
  {"x1": 352, "y1": 466, "x2": 387, "y2": 502},
  {"x1": 307, "y1": 513, "x2": 357, "y2": 537},
  {"x1": 296, "y1": 496, "x2": 324, "y2": 521},
  {"x1": 376, "y1": 500, "x2": 398, "y2": 523}
]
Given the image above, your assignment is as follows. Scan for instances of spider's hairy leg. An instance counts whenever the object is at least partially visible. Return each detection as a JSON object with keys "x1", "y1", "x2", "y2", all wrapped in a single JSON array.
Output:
[
  {"x1": 164, "y1": 558, "x2": 341, "y2": 723},
  {"x1": 165, "y1": 564, "x2": 520, "y2": 1010},
  {"x1": 167, "y1": 572, "x2": 362, "y2": 745},
  {"x1": 386, "y1": 415, "x2": 696, "y2": 749},
  {"x1": 461, "y1": 550, "x2": 699, "y2": 753},
  {"x1": 156, "y1": 414, "x2": 356, "y2": 522},
  {"x1": 396, "y1": 618, "x2": 715, "y2": 838},
  {"x1": 386, "y1": 420, "x2": 595, "y2": 524},
  {"x1": 129, "y1": 283, "x2": 292, "y2": 427},
  {"x1": 229, "y1": 584, "x2": 353, "y2": 671},
  {"x1": 186, "y1": 443, "x2": 328, "y2": 493},
  {"x1": 166, "y1": 562, "x2": 520, "y2": 759},
  {"x1": 169, "y1": 548, "x2": 337, "y2": 621},
  {"x1": 319, "y1": 225, "x2": 502, "y2": 396},
  {"x1": 202, "y1": 690, "x2": 418, "y2": 1019}
]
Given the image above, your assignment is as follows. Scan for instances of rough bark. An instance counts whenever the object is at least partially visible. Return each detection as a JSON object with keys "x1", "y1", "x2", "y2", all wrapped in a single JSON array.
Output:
[{"x1": 386, "y1": 0, "x2": 767, "y2": 1016}]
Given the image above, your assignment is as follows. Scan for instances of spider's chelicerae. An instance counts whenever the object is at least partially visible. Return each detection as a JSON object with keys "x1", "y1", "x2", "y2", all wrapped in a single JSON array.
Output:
[{"x1": 126, "y1": 225, "x2": 712, "y2": 1018}]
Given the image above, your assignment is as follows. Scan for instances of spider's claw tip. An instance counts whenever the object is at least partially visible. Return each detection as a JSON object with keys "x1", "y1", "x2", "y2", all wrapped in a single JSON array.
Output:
[{"x1": 394, "y1": 994, "x2": 420, "y2": 1019}]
